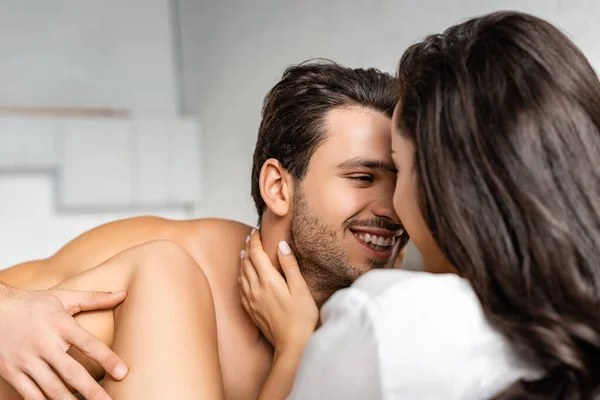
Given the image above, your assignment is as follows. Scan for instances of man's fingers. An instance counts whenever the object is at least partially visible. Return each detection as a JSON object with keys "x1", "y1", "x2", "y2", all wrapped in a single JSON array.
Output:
[
  {"x1": 24, "y1": 361, "x2": 76, "y2": 400},
  {"x1": 63, "y1": 322, "x2": 128, "y2": 381},
  {"x1": 277, "y1": 241, "x2": 307, "y2": 294},
  {"x1": 53, "y1": 289, "x2": 127, "y2": 315},
  {"x1": 46, "y1": 350, "x2": 111, "y2": 400},
  {"x1": 7, "y1": 372, "x2": 46, "y2": 400}
]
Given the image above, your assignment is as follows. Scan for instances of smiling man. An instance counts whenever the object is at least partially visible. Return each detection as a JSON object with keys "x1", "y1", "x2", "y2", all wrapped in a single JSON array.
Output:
[
  {"x1": 271, "y1": 105, "x2": 408, "y2": 305},
  {"x1": 0, "y1": 60, "x2": 409, "y2": 398}
]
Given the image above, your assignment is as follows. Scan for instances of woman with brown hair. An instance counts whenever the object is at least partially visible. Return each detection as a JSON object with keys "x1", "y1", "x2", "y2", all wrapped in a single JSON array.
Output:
[{"x1": 240, "y1": 11, "x2": 600, "y2": 399}]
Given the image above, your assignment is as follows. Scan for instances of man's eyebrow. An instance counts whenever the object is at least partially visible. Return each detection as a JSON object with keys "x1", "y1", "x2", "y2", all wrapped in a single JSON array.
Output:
[{"x1": 336, "y1": 157, "x2": 397, "y2": 174}]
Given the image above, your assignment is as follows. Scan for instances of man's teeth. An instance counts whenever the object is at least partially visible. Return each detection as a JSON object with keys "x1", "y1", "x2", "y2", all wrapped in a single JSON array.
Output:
[{"x1": 356, "y1": 233, "x2": 396, "y2": 247}]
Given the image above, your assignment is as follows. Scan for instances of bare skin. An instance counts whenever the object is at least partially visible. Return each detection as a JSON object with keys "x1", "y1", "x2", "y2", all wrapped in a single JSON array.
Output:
[
  {"x1": 0, "y1": 107, "x2": 406, "y2": 398},
  {"x1": 240, "y1": 232, "x2": 319, "y2": 399},
  {"x1": 0, "y1": 218, "x2": 270, "y2": 399}
]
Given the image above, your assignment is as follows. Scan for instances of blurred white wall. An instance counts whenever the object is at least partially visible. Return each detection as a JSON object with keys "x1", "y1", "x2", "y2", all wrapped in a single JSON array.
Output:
[
  {"x1": 2, "y1": 0, "x2": 600, "y2": 269},
  {"x1": 0, "y1": 0, "x2": 179, "y2": 114},
  {"x1": 0, "y1": 175, "x2": 189, "y2": 267},
  {"x1": 0, "y1": 0, "x2": 192, "y2": 268}
]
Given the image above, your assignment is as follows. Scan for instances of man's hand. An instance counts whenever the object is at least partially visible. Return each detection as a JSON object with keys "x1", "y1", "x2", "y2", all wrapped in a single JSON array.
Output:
[{"x1": 0, "y1": 283, "x2": 128, "y2": 400}]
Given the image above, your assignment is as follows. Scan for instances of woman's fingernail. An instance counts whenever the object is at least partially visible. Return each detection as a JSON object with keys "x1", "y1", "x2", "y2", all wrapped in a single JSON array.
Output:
[
  {"x1": 246, "y1": 235, "x2": 250, "y2": 243},
  {"x1": 251, "y1": 228, "x2": 256, "y2": 235},
  {"x1": 278, "y1": 241, "x2": 291, "y2": 255},
  {"x1": 240, "y1": 250, "x2": 245, "y2": 259}
]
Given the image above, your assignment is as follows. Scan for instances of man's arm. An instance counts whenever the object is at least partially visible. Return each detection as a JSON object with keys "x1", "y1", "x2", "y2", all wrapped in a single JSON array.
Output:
[{"x1": 0, "y1": 216, "x2": 185, "y2": 290}]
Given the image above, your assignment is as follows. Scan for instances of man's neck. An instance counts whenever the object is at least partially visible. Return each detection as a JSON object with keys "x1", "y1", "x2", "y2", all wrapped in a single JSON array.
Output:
[
  {"x1": 259, "y1": 213, "x2": 332, "y2": 309},
  {"x1": 311, "y1": 290, "x2": 335, "y2": 309}
]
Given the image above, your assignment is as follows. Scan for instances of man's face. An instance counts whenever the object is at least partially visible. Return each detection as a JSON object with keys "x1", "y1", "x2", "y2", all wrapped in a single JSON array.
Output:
[{"x1": 288, "y1": 106, "x2": 409, "y2": 293}]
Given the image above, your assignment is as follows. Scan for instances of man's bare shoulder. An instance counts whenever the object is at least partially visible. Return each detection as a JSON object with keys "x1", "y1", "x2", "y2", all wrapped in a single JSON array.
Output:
[
  {"x1": 177, "y1": 218, "x2": 254, "y2": 282},
  {"x1": 178, "y1": 218, "x2": 254, "y2": 256},
  {"x1": 183, "y1": 218, "x2": 255, "y2": 238},
  {"x1": 75, "y1": 216, "x2": 255, "y2": 257},
  {"x1": 68, "y1": 216, "x2": 252, "y2": 241},
  {"x1": 71, "y1": 215, "x2": 183, "y2": 237},
  {"x1": 0, "y1": 216, "x2": 191, "y2": 289}
]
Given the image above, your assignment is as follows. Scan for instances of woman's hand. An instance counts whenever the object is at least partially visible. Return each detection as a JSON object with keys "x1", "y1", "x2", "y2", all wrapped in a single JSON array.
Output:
[
  {"x1": 238, "y1": 230, "x2": 319, "y2": 399},
  {"x1": 238, "y1": 230, "x2": 318, "y2": 355}
]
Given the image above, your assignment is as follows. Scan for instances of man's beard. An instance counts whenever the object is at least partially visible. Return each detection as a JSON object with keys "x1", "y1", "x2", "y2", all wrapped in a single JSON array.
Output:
[{"x1": 287, "y1": 190, "x2": 398, "y2": 295}]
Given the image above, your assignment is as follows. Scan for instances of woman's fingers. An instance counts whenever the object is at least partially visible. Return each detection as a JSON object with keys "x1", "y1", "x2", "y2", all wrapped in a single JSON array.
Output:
[
  {"x1": 248, "y1": 231, "x2": 289, "y2": 293},
  {"x1": 277, "y1": 241, "x2": 309, "y2": 295}
]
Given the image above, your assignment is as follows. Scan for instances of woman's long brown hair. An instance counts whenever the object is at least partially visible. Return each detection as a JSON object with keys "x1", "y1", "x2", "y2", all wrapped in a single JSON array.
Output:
[{"x1": 397, "y1": 11, "x2": 600, "y2": 399}]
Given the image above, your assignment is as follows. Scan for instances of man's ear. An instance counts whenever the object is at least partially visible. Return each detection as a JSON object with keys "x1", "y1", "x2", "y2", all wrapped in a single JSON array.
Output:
[{"x1": 259, "y1": 159, "x2": 294, "y2": 217}]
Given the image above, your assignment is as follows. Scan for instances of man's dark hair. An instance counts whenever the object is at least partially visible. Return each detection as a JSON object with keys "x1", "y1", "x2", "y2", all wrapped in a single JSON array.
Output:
[{"x1": 251, "y1": 59, "x2": 398, "y2": 221}]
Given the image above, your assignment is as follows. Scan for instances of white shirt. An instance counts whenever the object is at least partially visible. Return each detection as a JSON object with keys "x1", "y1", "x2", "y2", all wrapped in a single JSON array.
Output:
[{"x1": 288, "y1": 270, "x2": 542, "y2": 399}]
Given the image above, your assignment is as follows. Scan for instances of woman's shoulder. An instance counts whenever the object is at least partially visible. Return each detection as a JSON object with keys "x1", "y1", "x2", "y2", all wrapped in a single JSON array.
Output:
[
  {"x1": 321, "y1": 270, "x2": 477, "y2": 325},
  {"x1": 317, "y1": 270, "x2": 542, "y2": 399},
  {"x1": 350, "y1": 268, "x2": 471, "y2": 300}
]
